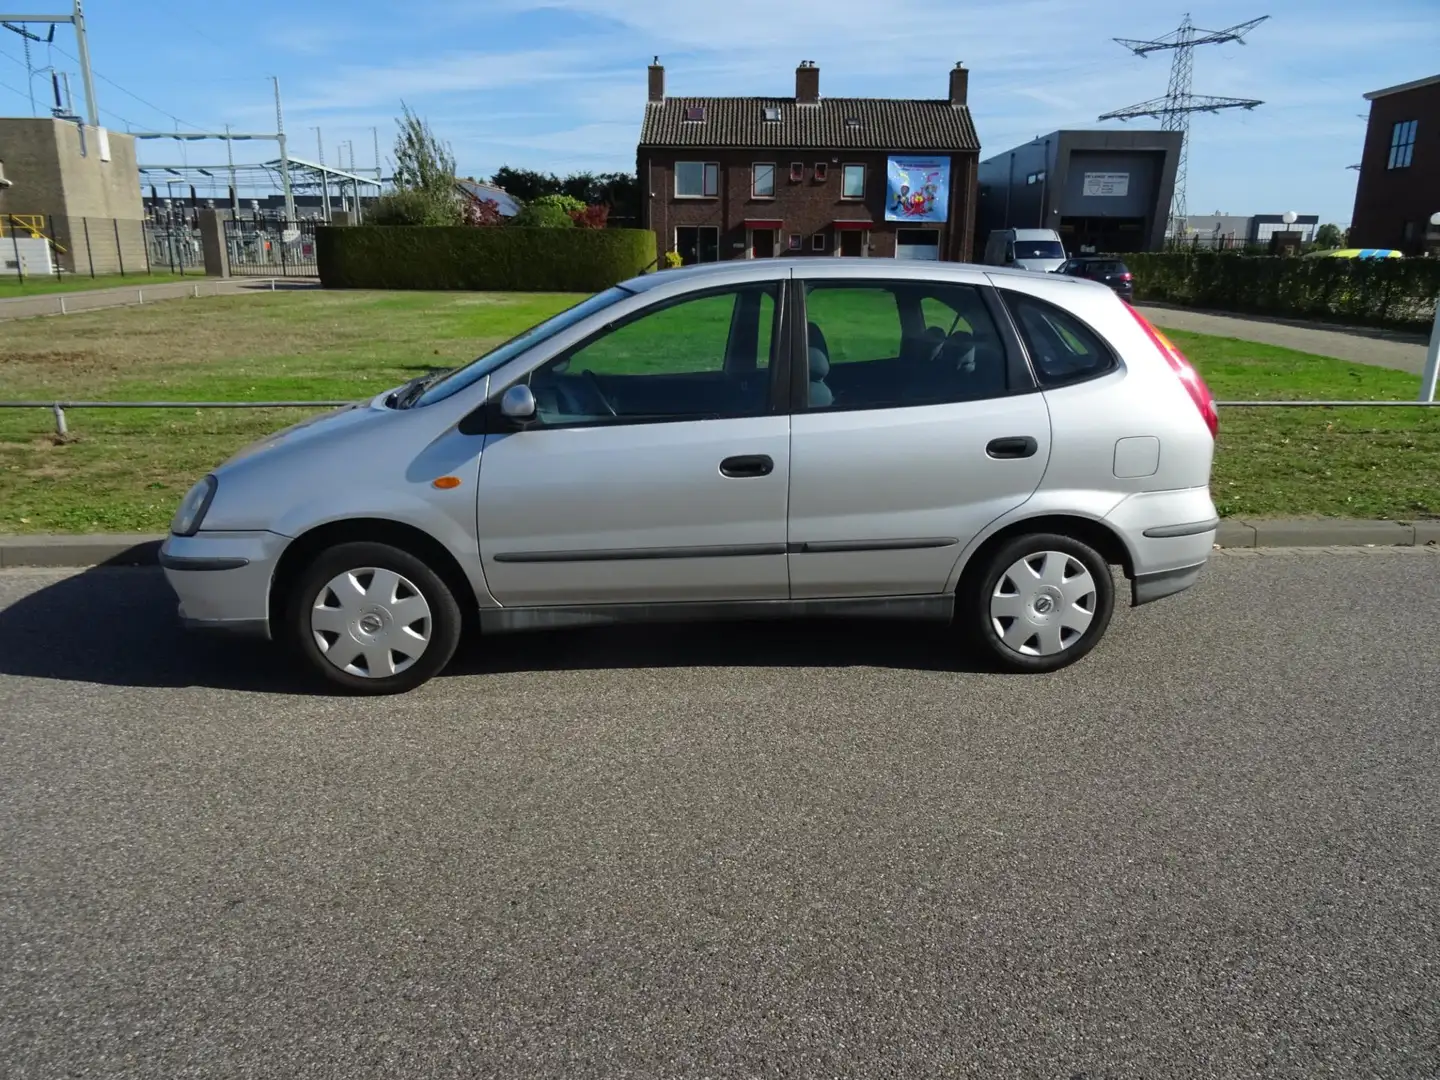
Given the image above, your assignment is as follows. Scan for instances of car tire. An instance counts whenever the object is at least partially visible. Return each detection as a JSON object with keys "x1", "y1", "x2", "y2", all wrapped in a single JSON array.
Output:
[
  {"x1": 288, "y1": 541, "x2": 462, "y2": 695},
  {"x1": 961, "y1": 532, "x2": 1115, "y2": 673}
]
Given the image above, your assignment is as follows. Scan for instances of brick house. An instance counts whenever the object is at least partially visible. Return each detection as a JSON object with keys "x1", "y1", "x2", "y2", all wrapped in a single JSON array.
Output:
[
  {"x1": 637, "y1": 60, "x2": 980, "y2": 264},
  {"x1": 1350, "y1": 73, "x2": 1440, "y2": 255}
]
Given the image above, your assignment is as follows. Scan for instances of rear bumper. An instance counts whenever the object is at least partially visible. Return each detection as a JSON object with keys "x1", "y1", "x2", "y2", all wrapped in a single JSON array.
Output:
[
  {"x1": 160, "y1": 530, "x2": 287, "y2": 639},
  {"x1": 1104, "y1": 487, "x2": 1218, "y2": 606}
]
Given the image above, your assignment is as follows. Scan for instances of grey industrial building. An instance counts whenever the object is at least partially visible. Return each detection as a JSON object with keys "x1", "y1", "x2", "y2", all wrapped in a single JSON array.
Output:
[{"x1": 976, "y1": 129, "x2": 1182, "y2": 254}]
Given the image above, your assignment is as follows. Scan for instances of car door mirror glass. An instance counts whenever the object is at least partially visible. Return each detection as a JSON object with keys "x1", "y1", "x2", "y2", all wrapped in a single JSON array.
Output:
[{"x1": 499, "y1": 384, "x2": 537, "y2": 420}]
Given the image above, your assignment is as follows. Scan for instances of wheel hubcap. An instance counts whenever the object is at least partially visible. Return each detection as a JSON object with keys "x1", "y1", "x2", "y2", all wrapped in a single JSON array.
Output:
[
  {"x1": 990, "y1": 550, "x2": 1097, "y2": 657},
  {"x1": 310, "y1": 567, "x2": 432, "y2": 679}
]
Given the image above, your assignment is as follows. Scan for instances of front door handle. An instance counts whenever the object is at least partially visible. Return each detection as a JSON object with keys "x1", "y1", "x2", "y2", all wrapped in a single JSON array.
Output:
[
  {"x1": 986, "y1": 436, "x2": 1039, "y2": 460},
  {"x1": 719, "y1": 454, "x2": 774, "y2": 478}
]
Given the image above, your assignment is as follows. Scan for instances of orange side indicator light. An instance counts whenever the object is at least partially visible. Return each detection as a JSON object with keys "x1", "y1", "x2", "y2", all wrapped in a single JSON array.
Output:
[{"x1": 432, "y1": 476, "x2": 462, "y2": 490}]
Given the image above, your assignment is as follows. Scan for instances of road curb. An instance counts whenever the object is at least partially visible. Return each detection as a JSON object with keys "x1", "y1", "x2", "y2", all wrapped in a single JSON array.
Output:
[
  {"x1": 1214, "y1": 519, "x2": 1437, "y2": 549},
  {"x1": 2, "y1": 519, "x2": 1437, "y2": 568},
  {"x1": 0, "y1": 535, "x2": 164, "y2": 568}
]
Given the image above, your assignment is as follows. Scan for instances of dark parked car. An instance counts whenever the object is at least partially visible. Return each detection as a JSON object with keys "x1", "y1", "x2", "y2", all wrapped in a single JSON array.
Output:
[{"x1": 1055, "y1": 257, "x2": 1134, "y2": 300}]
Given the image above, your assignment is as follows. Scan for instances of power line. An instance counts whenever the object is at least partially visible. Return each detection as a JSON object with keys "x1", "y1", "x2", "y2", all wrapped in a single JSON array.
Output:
[
  {"x1": 1099, "y1": 13, "x2": 1270, "y2": 239},
  {"x1": 47, "y1": 40, "x2": 209, "y2": 132}
]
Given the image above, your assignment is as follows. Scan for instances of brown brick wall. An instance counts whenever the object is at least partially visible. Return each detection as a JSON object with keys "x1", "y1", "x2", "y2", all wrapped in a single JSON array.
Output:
[
  {"x1": 1351, "y1": 81, "x2": 1440, "y2": 253},
  {"x1": 638, "y1": 147, "x2": 978, "y2": 262}
]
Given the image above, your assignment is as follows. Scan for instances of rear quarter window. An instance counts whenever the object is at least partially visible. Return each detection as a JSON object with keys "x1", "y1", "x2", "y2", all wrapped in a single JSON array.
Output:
[{"x1": 1001, "y1": 290, "x2": 1118, "y2": 388}]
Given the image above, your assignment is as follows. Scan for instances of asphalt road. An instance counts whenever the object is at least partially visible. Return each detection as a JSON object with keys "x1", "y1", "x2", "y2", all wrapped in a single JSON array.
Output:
[{"x1": 2, "y1": 549, "x2": 1438, "y2": 1079}]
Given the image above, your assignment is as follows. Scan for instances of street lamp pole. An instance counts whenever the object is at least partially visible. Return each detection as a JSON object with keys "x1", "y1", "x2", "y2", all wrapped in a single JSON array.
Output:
[{"x1": 1420, "y1": 211, "x2": 1440, "y2": 403}]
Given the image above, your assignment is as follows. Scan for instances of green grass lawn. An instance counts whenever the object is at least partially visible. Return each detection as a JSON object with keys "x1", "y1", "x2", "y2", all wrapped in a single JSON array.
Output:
[
  {"x1": 1170, "y1": 330, "x2": 1440, "y2": 520},
  {"x1": 0, "y1": 289, "x2": 1436, "y2": 533},
  {"x1": 0, "y1": 272, "x2": 192, "y2": 300}
]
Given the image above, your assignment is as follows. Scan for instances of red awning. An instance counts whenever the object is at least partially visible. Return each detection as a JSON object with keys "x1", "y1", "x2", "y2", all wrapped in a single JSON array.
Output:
[
  {"x1": 831, "y1": 219, "x2": 873, "y2": 231},
  {"x1": 743, "y1": 218, "x2": 784, "y2": 229}
]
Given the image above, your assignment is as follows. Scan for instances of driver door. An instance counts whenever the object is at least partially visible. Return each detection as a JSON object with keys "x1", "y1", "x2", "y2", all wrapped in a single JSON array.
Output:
[{"x1": 475, "y1": 280, "x2": 792, "y2": 608}]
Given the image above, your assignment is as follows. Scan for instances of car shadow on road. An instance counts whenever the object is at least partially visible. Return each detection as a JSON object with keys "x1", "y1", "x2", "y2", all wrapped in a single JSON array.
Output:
[{"x1": 0, "y1": 567, "x2": 985, "y2": 694}]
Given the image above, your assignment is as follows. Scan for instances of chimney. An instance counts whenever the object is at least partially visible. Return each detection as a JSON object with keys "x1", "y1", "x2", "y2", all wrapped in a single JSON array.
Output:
[
  {"x1": 648, "y1": 57, "x2": 664, "y2": 103},
  {"x1": 949, "y1": 61, "x2": 968, "y2": 106},
  {"x1": 795, "y1": 60, "x2": 819, "y2": 105}
]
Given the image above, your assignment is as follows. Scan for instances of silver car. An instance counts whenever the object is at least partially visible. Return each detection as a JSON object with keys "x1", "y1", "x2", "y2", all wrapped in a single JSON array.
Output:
[{"x1": 160, "y1": 259, "x2": 1220, "y2": 694}]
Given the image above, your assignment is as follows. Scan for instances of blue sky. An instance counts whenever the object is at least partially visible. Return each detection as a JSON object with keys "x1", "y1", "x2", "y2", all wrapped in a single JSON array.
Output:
[{"x1": 1, "y1": 0, "x2": 1436, "y2": 224}]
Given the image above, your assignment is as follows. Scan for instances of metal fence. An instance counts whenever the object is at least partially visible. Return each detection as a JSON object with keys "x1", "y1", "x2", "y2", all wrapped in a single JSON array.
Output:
[
  {"x1": 3, "y1": 213, "x2": 163, "y2": 281},
  {"x1": 224, "y1": 218, "x2": 320, "y2": 277}
]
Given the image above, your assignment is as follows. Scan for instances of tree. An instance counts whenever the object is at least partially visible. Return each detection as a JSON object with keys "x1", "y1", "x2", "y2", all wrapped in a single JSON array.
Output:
[
  {"x1": 462, "y1": 197, "x2": 504, "y2": 227},
  {"x1": 1314, "y1": 223, "x2": 1344, "y2": 249},
  {"x1": 376, "y1": 102, "x2": 460, "y2": 225},
  {"x1": 570, "y1": 204, "x2": 610, "y2": 229},
  {"x1": 489, "y1": 166, "x2": 640, "y2": 225}
]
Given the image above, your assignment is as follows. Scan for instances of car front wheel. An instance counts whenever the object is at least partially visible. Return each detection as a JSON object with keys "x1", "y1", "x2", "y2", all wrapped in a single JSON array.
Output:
[
  {"x1": 963, "y1": 532, "x2": 1115, "y2": 673},
  {"x1": 288, "y1": 541, "x2": 462, "y2": 694}
]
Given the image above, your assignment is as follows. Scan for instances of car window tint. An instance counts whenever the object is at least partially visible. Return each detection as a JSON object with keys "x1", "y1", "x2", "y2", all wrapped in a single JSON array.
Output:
[
  {"x1": 802, "y1": 282, "x2": 1010, "y2": 411},
  {"x1": 921, "y1": 295, "x2": 973, "y2": 335},
  {"x1": 528, "y1": 285, "x2": 779, "y2": 425},
  {"x1": 1003, "y1": 290, "x2": 1117, "y2": 388}
]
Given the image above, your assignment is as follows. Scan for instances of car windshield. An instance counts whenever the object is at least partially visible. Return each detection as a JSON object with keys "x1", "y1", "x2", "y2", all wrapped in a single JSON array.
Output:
[
  {"x1": 412, "y1": 286, "x2": 633, "y2": 407},
  {"x1": 1088, "y1": 261, "x2": 1128, "y2": 274},
  {"x1": 1014, "y1": 241, "x2": 1066, "y2": 260}
]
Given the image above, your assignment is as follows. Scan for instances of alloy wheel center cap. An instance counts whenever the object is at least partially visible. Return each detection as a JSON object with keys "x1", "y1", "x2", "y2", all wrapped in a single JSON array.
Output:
[
  {"x1": 354, "y1": 606, "x2": 391, "y2": 639},
  {"x1": 1029, "y1": 586, "x2": 1063, "y2": 621}
]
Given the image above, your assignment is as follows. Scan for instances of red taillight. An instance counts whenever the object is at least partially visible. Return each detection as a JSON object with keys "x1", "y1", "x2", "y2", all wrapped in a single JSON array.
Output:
[
  {"x1": 1123, "y1": 302, "x2": 1218, "y2": 438},
  {"x1": 1120, "y1": 272, "x2": 1133, "y2": 281}
]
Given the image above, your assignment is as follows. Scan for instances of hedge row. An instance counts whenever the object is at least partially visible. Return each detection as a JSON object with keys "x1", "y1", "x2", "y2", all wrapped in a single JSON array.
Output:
[
  {"x1": 1123, "y1": 252, "x2": 1440, "y2": 332},
  {"x1": 316, "y1": 226, "x2": 656, "y2": 292}
]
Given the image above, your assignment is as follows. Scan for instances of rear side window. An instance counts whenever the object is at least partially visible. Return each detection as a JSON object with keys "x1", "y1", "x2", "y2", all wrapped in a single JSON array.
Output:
[{"x1": 1002, "y1": 290, "x2": 1117, "y2": 388}]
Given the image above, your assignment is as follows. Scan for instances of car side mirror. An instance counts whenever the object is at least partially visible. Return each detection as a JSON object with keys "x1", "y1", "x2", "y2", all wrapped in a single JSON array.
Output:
[{"x1": 499, "y1": 384, "x2": 536, "y2": 421}]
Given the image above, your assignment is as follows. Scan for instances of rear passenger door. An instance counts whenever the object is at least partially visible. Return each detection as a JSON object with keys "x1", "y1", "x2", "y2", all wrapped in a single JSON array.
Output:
[{"x1": 786, "y1": 275, "x2": 1051, "y2": 599}]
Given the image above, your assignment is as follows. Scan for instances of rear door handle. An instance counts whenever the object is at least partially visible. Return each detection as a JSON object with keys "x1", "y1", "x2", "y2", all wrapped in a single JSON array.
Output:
[
  {"x1": 719, "y1": 454, "x2": 774, "y2": 478},
  {"x1": 986, "y1": 436, "x2": 1038, "y2": 459}
]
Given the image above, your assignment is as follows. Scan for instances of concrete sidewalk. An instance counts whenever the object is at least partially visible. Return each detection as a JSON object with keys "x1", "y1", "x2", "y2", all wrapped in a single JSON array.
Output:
[
  {"x1": 1136, "y1": 304, "x2": 1430, "y2": 375},
  {"x1": 0, "y1": 276, "x2": 320, "y2": 320}
]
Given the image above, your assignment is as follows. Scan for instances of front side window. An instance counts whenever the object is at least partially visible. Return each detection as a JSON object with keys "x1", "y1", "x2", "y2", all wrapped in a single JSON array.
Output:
[
  {"x1": 1389, "y1": 119, "x2": 1417, "y2": 169},
  {"x1": 842, "y1": 164, "x2": 866, "y2": 199},
  {"x1": 415, "y1": 286, "x2": 632, "y2": 406},
  {"x1": 800, "y1": 282, "x2": 1011, "y2": 411},
  {"x1": 525, "y1": 285, "x2": 780, "y2": 426},
  {"x1": 1002, "y1": 290, "x2": 1116, "y2": 388},
  {"x1": 675, "y1": 161, "x2": 719, "y2": 197},
  {"x1": 753, "y1": 163, "x2": 776, "y2": 197}
]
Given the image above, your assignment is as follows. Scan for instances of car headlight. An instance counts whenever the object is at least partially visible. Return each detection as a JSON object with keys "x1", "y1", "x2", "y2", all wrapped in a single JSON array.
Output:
[{"x1": 171, "y1": 475, "x2": 217, "y2": 536}]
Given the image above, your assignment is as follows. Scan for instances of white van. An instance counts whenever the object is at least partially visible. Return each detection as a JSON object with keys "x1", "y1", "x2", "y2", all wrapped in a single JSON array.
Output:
[{"x1": 983, "y1": 228, "x2": 1067, "y2": 273}]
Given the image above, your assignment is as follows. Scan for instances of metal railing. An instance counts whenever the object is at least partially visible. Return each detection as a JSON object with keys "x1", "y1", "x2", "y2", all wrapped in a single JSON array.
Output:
[{"x1": 2, "y1": 398, "x2": 1440, "y2": 437}]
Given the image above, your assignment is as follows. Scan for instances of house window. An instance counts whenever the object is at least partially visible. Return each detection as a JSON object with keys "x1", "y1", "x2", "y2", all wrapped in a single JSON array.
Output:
[
  {"x1": 842, "y1": 164, "x2": 865, "y2": 199},
  {"x1": 789, "y1": 162, "x2": 805, "y2": 182},
  {"x1": 684, "y1": 105, "x2": 706, "y2": 122},
  {"x1": 1389, "y1": 119, "x2": 1418, "y2": 169},
  {"x1": 811, "y1": 233, "x2": 827, "y2": 252},
  {"x1": 762, "y1": 106, "x2": 781, "y2": 122},
  {"x1": 675, "y1": 161, "x2": 719, "y2": 198},
  {"x1": 753, "y1": 163, "x2": 776, "y2": 198},
  {"x1": 788, "y1": 233, "x2": 802, "y2": 251},
  {"x1": 813, "y1": 163, "x2": 828, "y2": 182},
  {"x1": 675, "y1": 225, "x2": 720, "y2": 264}
]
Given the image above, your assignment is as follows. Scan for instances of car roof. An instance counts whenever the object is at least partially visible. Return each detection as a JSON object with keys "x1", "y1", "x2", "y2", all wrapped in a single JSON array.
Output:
[{"x1": 625, "y1": 257, "x2": 1076, "y2": 292}]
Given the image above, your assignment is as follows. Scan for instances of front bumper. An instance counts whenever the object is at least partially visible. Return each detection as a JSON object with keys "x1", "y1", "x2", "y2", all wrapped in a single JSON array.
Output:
[{"x1": 159, "y1": 530, "x2": 289, "y2": 639}]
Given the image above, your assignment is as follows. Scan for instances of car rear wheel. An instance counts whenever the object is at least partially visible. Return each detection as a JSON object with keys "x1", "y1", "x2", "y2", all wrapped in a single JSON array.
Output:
[
  {"x1": 289, "y1": 541, "x2": 462, "y2": 694},
  {"x1": 963, "y1": 532, "x2": 1115, "y2": 673}
]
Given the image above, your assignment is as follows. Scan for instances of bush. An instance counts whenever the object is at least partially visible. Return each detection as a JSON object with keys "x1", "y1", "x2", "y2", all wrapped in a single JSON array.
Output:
[
  {"x1": 1123, "y1": 252, "x2": 1440, "y2": 332},
  {"x1": 462, "y1": 197, "x2": 504, "y2": 227},
  {"x1": 509, "y1": 203, "x2": 574, "y2": 229},
  {"x1": 369, "y1": 188, "x2": 460, "y2": 226},
  {"x1": 531, "y1": 193, "x2": 586, "y2": 215},
  {"x1": 569, "y1": 204, "x2": 609, "y2": 229},
  {"x1": 317, "y1": 225, "x2": 657, "y2": 292}
]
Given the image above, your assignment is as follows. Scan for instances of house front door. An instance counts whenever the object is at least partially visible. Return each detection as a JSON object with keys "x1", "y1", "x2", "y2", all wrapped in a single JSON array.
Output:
[
  {"x1": 838, "y1": 230, "x2": 864, "y2": 257},
  {"x1": 751, "y1": 229, "x2": 776, "y2": 258}
]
